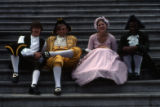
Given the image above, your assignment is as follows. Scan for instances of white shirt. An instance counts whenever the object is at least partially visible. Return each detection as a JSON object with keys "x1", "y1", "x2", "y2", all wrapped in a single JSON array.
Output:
[
  {"x1": 127, "y1": 34, "x2": 139, "y2": 46},
  {"x1": 54, "y1": 35, "x2": 67, "y2": 47},
  {"x1": 18, "y1": 35, "x2": 40, "y2": 56}
]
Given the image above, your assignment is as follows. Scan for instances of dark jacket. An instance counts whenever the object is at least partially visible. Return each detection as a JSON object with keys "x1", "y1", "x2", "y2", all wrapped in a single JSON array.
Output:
[{"x1": 118, "y1": 31, "x2": 158, "y2": 79}]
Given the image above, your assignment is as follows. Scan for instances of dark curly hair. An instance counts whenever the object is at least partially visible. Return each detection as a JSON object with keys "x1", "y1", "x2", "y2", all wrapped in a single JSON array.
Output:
[
  {"x1": 53, "y1": 18, "x2": 71, "y2": 35},
  {"x1": 30, "y1": 21, "x2": 43, "y2": 31},
  {"x1": 125, "y1": 15, "x2": 145, "y2": 30}
]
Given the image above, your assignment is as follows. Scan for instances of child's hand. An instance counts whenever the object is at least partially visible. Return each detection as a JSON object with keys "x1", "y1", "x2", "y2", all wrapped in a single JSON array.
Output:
[
  {"x1": 34, "y1": 52, "x2": 42, "y2": 59},
  {"x1": 123, "y1": 46, "x2": 137, "y2": 53},
  {"x1": 98, "y1": 45, "x2": 109, "y2": 49}
]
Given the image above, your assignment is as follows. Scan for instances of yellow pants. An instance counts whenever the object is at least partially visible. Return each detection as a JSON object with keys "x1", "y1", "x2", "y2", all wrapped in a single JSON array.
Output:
[{"x1": 46, "y1": 47, "x2": 82, "y2": 70}]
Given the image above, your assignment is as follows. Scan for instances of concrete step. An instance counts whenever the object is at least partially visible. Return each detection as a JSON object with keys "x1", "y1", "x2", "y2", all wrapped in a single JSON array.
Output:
[
  {"x1": 0, "y1": 0, "x2": 160, "y2": 4},
  {"x1": 1, "y1": 92, "x2": 160, "y2": 107},
  {"x1": 0, "y1": 20, "x2": 159, "y2": 30},
  {"x1": 1, "y1": 8, "x2": 160, "y2": 12},
  {"x1": 0, "y1": 15, "x2": 159, "y2": 22},
  {"x1": 1, "y1": 80, "x2": 160, "y2": 94},
  {"x1": 148, "y1": 47, "x2": 160, "y2": 57},
  {"x1": 0, "y1": 4, "x2": 160, "y2": 10},
  {"x1": 0, "y1": 9, "x2": 159, "y2": 17}
]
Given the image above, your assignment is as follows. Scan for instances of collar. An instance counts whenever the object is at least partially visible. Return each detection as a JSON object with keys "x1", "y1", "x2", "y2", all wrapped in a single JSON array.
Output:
[
  {"x1": 57, "y1": 35, "x2": 66, "y2": 39},
  {"x1": 31, "y1": 35, "x2": 39, "y2": 39}
]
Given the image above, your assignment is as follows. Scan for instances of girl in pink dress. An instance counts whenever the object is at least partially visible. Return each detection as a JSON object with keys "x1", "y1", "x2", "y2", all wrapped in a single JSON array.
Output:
[{"x1": 72, "y1": 16, "x2": 128, "y2": 86}]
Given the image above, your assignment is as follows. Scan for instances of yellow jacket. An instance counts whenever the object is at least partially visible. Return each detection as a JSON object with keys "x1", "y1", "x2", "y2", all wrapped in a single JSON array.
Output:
[{"x1": 46, "y1": 35, "x2": 77, "y2": 51}]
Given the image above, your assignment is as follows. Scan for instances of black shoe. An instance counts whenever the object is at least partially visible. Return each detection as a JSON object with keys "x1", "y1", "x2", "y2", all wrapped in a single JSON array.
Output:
[
  {"x1": 128, "y1": 73, "x2": 134, "y2": 80},
  {"x1": 134, "y1": 73, "x2": 140, "y2": 80},
  {"x1": 128, "y1": 73, "x2": 140, "y2": 80},
  {"x1": 54, "y1": 87, "x2": 61, "y2": 96},
  {"x1": 29, "y1": 85, "x2": 41, "y2": 95},
  {"x1": 12, "y1": 73, "x2": 19, "y2": 83}
]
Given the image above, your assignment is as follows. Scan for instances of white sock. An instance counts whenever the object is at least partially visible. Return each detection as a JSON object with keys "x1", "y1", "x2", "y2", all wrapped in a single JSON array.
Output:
[
  {"x1": 123, "y1": 55, "x2": 132, "y2": 73},
  {"x1": 31, "y1": 69, "x2": 40, "y2": 87},
  {"x1": 49, "y1": 49, "x2": 74, "y2": 58},
  {"x1": 53, "y1": 66, "x2": 62, "y2": 88},
  {"x1": 10, "y1": 55, "x2": 19, "y2": 74},
  {"x1": 134, "y1": 55, "x2": 143, "y2": 75}
]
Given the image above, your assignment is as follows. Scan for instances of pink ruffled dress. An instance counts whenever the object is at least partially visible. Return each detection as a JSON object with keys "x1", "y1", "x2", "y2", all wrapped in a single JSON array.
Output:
[{"x1": 72, "y1": 33, "x2": 127, "y2": 86}]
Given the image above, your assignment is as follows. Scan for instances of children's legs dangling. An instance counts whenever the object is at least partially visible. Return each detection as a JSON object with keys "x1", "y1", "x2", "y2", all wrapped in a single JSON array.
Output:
[
  {"x1": 53, "y1": 65, "x2": 62, "y2": 95},
  {"x1": 134, "y1": 55, "x2": 143, "y2": 76},
  {"x1": 123, "y1": 55, "x2": 132, "y2": 74}
]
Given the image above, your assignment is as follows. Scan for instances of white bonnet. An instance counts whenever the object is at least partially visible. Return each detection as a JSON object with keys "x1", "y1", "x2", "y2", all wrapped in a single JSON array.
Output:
[{"x1": 94, "y1": 16, "x2": 109, "y2": 30}]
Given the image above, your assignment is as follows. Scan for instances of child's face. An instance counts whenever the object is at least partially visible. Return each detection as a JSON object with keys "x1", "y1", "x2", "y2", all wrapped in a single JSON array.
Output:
[
  {"x1": 129, "y1": 22, "x2": 139, "y2": 34},
  {"x1": 97, "y1": 20, "x2": 108, "y2": 33},
  {"x1": 31, "y1": 27, "x2": 41, "y2": 37},
  {"x1": 56, "y1": 24, "x2": 68, "y2": 36}
]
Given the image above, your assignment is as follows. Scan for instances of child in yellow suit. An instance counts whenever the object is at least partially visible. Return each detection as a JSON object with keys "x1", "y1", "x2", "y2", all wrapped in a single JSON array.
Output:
[{"x1": 42, "y1": 18, "x2": 82, "y2": 95}]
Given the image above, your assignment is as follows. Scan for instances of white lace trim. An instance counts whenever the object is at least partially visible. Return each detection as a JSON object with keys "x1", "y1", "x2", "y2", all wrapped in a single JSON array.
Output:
[{"x1": 127, "y1": 34, "x2": 139, "y2": 46}]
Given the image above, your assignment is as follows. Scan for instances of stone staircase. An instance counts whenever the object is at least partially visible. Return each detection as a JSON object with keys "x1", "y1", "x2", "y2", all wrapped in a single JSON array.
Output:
[{"x1": 0, "y1": 0, "x2": 160, "y2": 106}]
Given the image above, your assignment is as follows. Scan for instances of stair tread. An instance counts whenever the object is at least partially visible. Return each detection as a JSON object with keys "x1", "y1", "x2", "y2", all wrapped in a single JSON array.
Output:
[
  {"x1": 1, "y1": 92, "x2": 160, "y2": 98},
  {"x1": 0, "y1": 79, "x2": 160, "y2": 84},
  {"x1": 0, "y1": 0, "x2": 159, "y2": 106}
]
